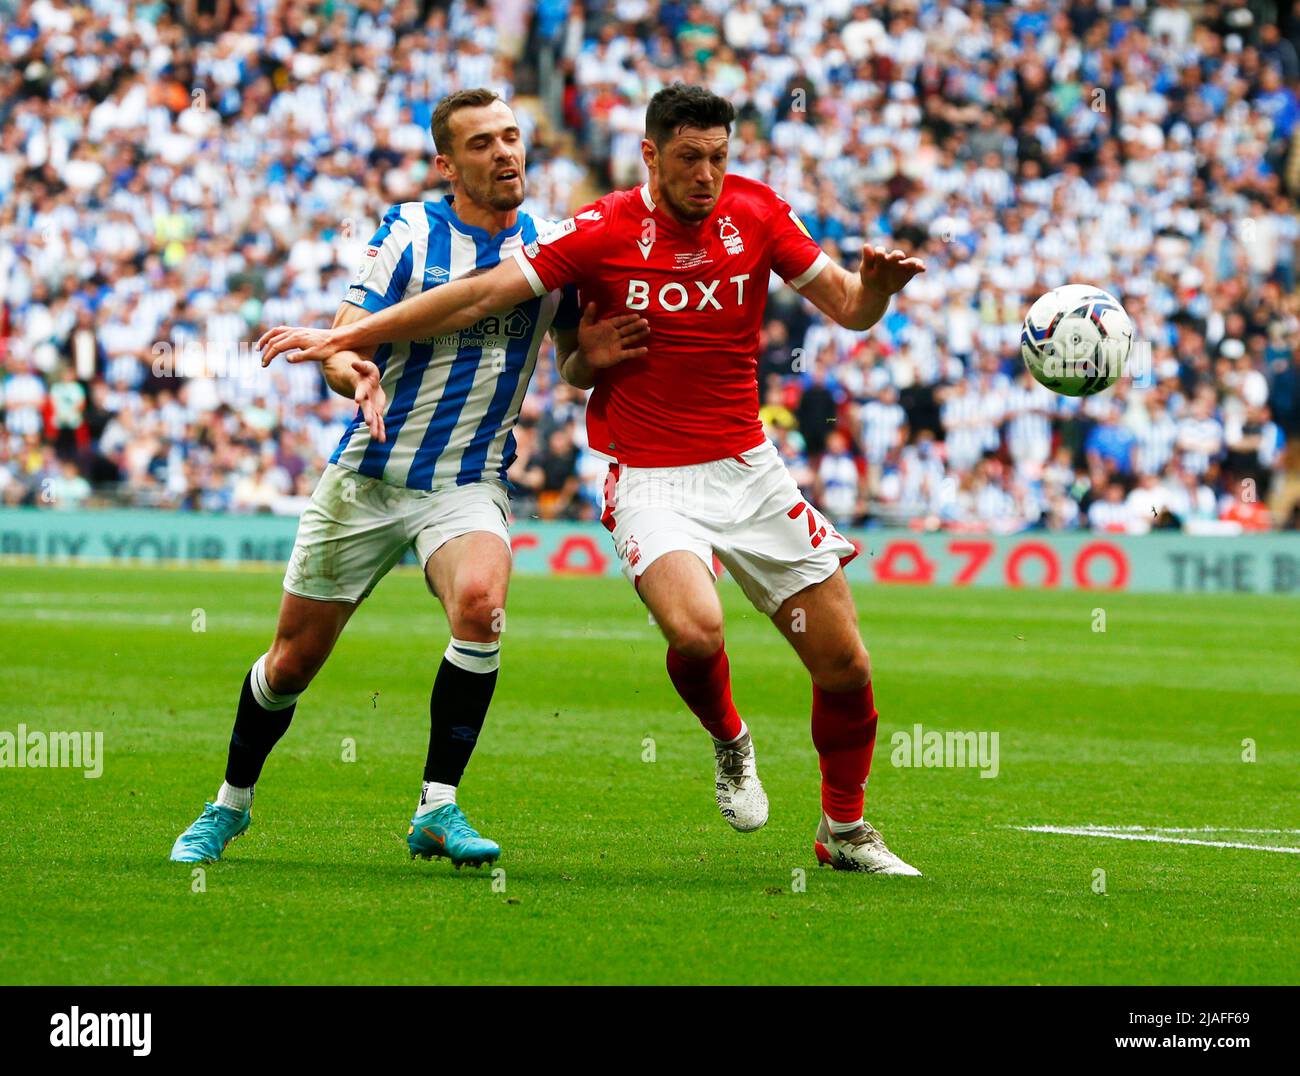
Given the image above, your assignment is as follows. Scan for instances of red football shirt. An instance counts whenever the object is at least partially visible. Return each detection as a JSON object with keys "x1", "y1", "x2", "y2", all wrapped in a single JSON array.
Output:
[{"x1": 512, "y1": 175, "x2": 830, "y2": 467}]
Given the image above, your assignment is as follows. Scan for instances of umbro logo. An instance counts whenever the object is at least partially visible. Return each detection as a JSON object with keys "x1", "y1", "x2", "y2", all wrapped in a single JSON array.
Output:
[{"x1": 424, "y1": 265, "x2": 449, "y2": 282}]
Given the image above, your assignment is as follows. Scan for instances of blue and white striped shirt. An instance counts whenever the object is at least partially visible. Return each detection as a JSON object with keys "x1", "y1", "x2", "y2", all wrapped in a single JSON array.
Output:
[
  {"x1": 1131, "y1": 411, "x2": 1178, "y2": 476},
  {"x1": 331, "y1": 199, "x2": 578, "y2": 489},
  {"x1": 1004, "y1": 382, "x2": 1055, "y2": 463}
]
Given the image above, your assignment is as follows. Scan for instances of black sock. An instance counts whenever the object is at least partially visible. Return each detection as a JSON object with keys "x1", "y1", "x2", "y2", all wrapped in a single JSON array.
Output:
[
  {"x1": 225, "y1": 665, "x2": 297, "y2": 788},
  {"x1": 424, "y1": 651, "x2": 499, "y2": 787}
]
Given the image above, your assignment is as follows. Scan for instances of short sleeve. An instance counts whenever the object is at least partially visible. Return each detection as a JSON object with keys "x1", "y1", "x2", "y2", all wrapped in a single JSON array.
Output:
[
  {"x1": 342, "y1": 205, "x2": 415, "y2": 314},
  {"x1": 512, "y1": 207, "x2": 606, "y2": 296},
  {"x1": 769, "y1": 196, "x2": 831, "y2": 289}
]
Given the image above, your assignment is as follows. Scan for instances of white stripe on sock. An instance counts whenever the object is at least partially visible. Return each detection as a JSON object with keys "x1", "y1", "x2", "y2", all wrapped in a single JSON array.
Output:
[
  {"x1": 444, "y1": 638, "x2": 500, "y2": 674},
  {"x1": 250, "y1": 653, "x2": 301, "y2": 711}
]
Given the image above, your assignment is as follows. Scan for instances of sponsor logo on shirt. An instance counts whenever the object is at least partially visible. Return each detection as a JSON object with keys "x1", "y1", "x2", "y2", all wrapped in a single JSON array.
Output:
[
  {"x1": 624, "y1": 275, "x2": 751, "y2": 312},
  {"x1": 432, "y1": 308, "x2": 534, "y2": 348},
  {"x1": 353, "y1": 246, "x2": 380, "y2": 284}
]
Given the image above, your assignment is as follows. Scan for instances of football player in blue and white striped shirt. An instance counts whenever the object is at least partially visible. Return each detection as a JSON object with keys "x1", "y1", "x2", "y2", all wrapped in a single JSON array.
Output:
[{"x1": 171, "y1": 89, "x2": 649, "y2": 868}]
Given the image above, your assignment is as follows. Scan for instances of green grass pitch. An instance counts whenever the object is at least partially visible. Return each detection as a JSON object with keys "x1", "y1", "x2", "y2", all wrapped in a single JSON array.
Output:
[{"x1": 0, "y1": 562, "x2": 1296, "y2": 985}]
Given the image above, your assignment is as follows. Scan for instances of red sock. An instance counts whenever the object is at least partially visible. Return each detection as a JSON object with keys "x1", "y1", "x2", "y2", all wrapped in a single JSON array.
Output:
[
  {"x1": 665, "y1": 646, "x2": 743, "y2": 742},
  {"x1": 811, "y1": 681, "x2": 878, "y2": 823}
]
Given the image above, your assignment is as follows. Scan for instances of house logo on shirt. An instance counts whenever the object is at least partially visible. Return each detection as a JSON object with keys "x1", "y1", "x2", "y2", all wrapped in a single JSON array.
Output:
[
  {"x1": 718, "y1": 216, "x2": 744, "y2": 255},
  {"x1": 457, "y1": 307, "x2": 533, "y2": 344}
]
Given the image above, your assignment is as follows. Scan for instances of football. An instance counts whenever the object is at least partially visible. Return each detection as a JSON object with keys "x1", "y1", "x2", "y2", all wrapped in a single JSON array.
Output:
[{"x1": 1020, "y1": 283, "x2": 1134, "y2": 397}]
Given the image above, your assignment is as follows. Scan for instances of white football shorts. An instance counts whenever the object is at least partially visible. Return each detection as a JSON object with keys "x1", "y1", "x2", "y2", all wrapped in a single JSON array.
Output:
[
  {"x1": 283, "y1": 463, "x2": 511, "y2": 603},
  {"x1": 599, "y1": 439, "x2": 858, "y2": 615}
]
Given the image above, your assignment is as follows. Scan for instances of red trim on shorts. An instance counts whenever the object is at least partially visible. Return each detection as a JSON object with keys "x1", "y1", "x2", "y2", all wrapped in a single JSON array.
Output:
[
  {"x1": 836, "y1": 531, "x2": 859, "y2": 569},
  {"x1": 600, "y1": 464, "x2": 621, "y2": 532}
]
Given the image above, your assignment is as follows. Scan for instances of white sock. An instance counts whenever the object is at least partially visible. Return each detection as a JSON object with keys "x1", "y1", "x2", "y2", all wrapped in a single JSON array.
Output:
[
  {"x1": 829, "y1": 817, "x2": 864, "y2": 836},
  {"x1": 416, "y1": 781, "x2": 457, "y2": 818},
  {"x1": 250, "y1": 653, "x2": 301, "y2": 711},
  {"x1": 217, "y1": 781, "x2": 253, "y2": 812},
  {"x1": 443, "y1": 637, "x2": 500, "y2": 673},
  {"x1": 712, "y1": 720, "x2": 749, "y2": 747}
]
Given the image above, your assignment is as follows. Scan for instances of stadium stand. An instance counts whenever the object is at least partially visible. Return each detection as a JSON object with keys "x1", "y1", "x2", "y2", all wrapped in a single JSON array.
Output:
[{"x1": 2, "y1": 0, "x2": 1298, "y2": 533}]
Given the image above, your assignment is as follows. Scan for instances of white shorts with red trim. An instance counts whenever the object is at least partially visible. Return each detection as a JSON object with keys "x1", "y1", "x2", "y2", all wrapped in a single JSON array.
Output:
[{"x1": 600, "y1": 439, "x2": 858, "y2": 616}]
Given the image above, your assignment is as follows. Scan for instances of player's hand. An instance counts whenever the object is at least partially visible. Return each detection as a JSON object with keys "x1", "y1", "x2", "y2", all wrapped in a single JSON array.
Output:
[
  {"x1": 352, "y1": 359, "x2": 387, "y2": 443},
  {"x1": 577, "y1": 303, "x2": 650, "y2": 369},
  {"x1": 859, "y1": 245, "x2": 926, "y2": 297},
  {"x1": 257, "y1": 325, "x2": 342, "y2": 367}
]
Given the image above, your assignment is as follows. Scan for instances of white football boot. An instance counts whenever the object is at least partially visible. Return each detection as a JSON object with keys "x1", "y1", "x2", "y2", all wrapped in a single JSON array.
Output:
[
  {"x1": 713, "y1": 729, "x2": 769, "y2": 832},
  {"x1": 814, "y1": 816, "x2": 921, "y2": 875}
]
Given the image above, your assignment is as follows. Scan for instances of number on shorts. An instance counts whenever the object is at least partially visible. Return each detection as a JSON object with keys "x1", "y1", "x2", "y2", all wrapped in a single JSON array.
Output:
[{"x1": 786, "y1": 501, "x2": 827, "y2": 549}]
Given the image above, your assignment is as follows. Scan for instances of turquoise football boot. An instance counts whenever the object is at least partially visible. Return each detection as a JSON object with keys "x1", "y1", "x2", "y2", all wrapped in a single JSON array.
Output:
[
  {"x1": 170, "y1": 802, "x2": 251, "y2": 862},
  {"x1": 407, "y1": 803, "x2": 500, "y2": 869}
]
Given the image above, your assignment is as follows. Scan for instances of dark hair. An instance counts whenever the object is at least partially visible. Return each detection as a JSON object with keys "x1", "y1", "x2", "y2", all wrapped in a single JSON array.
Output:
[
  {"x1": 645, "y1": 83, "x2": 735, "y2": 147},
  {"x1": 431, "y1": 88, "x2": 502, "y2": 154}
]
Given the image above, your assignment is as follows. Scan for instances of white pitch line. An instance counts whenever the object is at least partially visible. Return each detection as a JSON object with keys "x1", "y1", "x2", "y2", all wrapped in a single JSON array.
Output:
[
  {"x1": 1060, "y1": 825, "x2": 1300, "y2": 835},
  {"x1": 1014, "y1": 825, "x2": 1300, "y2": 854}
]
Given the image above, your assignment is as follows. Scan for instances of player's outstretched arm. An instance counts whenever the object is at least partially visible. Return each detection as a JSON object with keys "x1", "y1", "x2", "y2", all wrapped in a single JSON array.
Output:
[
  {"x1": 258, "y1": 258, "x2": 538, "y2": 367},
  {"x1": 553, "y1": 304, "x2": 650, "y2": 390},
  {"x1": 798, "y1": 245, "x2": 926, "y2": 332},
  {"x1": 317, "y1": 302, "x2": 387, "y2": 442}
]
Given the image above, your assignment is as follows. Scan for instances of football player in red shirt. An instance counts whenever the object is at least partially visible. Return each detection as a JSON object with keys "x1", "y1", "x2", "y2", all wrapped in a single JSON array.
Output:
[{"x1": 261, "y1": 84, "x2": 926, "y2": 874}]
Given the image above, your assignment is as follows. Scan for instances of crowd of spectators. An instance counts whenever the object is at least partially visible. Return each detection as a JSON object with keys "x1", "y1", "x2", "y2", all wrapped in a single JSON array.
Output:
[{"x1": 3, "y1": 0, "x2": 1300, "y2": 534}]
